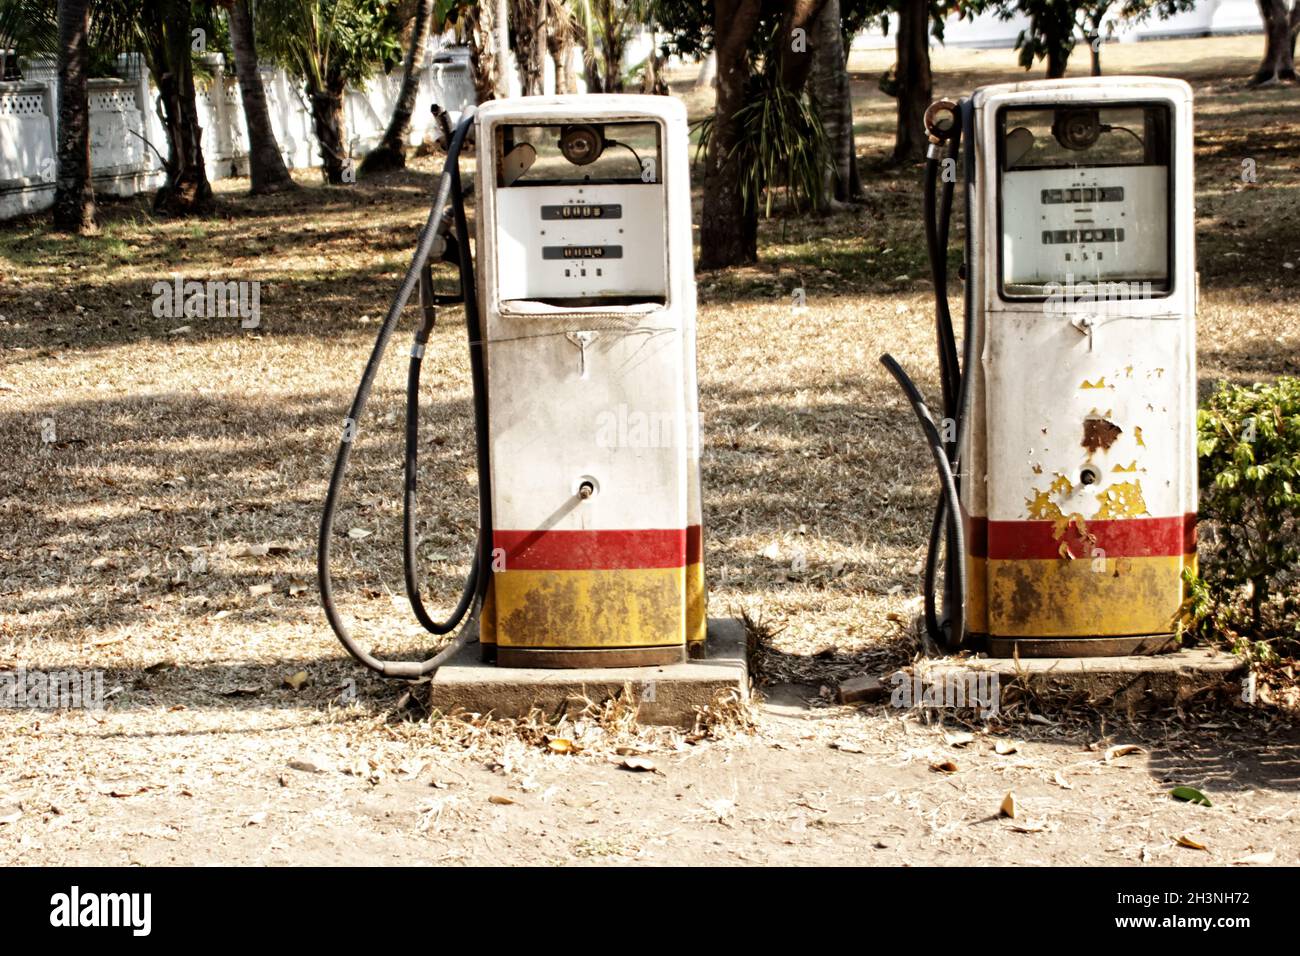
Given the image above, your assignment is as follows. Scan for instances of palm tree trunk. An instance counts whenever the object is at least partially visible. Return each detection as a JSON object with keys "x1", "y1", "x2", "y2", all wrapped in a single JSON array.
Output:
[
  {"x1": 546, "y1": 4, "x2": 577, "y2": 95},
  {"x1": 516, "y1": 0, "x2": 548, "y2": 96},
  {"x1": 362, "y1": 0, "x2": 433, "y2": 173},
  {"x1": 310, "y1": 73, "x2": 349, "y2": 184},
  {"x1": 892, "y1": 0, "x2": 931, "y2": 164},
  {"x1": 808, "y1": 0, "x2": 860, "y2": 204},
  {"x1": 54, "y1": 0, "x2": 94, "y2": 233},
  {"x1": 699, "y1": 0, "x2": 764, "y2": 270},
  {"x1": 467, "y1": 0, "x2": 505, "y2": 101},
  {"x1": 228, "y1": 0, "x2": 295, "y2": 193},
  {"x1": 147, "y1": 11, "x2": 214, "y2": 215}
]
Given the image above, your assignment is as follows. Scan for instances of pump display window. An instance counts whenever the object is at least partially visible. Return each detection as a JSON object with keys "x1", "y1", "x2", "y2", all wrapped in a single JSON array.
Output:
[{"x1": 997, "y1": 104, "x2": 1172, "y2": 298}]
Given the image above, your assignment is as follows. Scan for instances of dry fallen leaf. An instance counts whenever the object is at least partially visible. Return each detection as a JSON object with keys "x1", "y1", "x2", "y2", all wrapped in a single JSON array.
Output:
[
  {"x1": 944, "y1": 732, "x2": 975, "y2": 747},
  {"x1": 489, "y1": 795, "x2": 516, "y2": 805},
  {"x1": 1104, "y1": 744, "x2": 1146, "y2": 764},
  {"x1": 620, "y1": 756, "x2": 656, "y2": 772},
  {"x1": 1000, "y1": 792, "x2": 1019, "y2": 819},
  {"x1": 282, "y1": 670, "x2": 309, "y2": 691},
  {"x1": 1233, "y1": 851, "x2": 1275, "y2": 865},
  {"x1": 994, "y1": 740, "x2": 1019, "y2": 756},
  {"x1": 930, "y1": 760, "x2": 959, "y2": 774},
  {"x1": 831, "y1": 738, "x2": 865, "y2": 754},
  {"x1": 1053, "y1": 771, "x2": 1073, "y2": 790},
  {"x1": 347, "y1": 527, "x2": 373, "y2": 540},
  {"x1": 245, "y1": 811, "x2": 267, "y2": 827},
  {"x1": 547, "y1": 738, "x2": 576, "y2": 754},
  {"x1": 249, "y1": 583, "x2": 273, "y2": 597},
  {"x1": 1175, "y1": 834, "x2": 1208, "y2": 851},
  {"x1": 0, "y1": 809, "x2": 21, "y2": 826}
]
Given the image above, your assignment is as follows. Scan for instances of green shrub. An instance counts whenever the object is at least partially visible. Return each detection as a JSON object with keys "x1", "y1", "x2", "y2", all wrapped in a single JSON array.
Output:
[{"x1": 1193, "y1": 377, "x2": 1300, "y2": 648}]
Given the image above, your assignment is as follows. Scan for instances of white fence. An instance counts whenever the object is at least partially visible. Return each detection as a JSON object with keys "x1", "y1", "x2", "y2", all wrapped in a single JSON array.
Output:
[
  {"x1": 855, "y1": 0, "x2": 1262, "y2": 50},
  {"x1": 0, "y1": 41, "x2": 478, "y2": 221}
]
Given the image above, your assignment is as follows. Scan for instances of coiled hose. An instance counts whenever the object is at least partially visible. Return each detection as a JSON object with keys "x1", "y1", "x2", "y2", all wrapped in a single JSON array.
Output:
[
  {"x1": 879, "y1": 99, "x2": 972, "y2": 651},
  {"x1": 318, "y1": 109, "x2": 489, "y2": 678}
]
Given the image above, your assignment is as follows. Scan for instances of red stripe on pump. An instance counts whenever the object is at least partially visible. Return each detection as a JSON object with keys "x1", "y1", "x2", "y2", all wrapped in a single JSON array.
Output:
[
  {"x1": 964, "y1": 513, "x2": 1197, "y2": 560},
  {"x1": 686, "y1": 524, "x2": 702, "y2": 565},
  {"x1": 493, "y1": 528, "x2": 688, "y2": 571}
]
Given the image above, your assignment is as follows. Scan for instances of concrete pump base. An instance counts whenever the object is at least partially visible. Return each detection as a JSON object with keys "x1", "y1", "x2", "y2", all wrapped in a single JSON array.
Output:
[{"x1": 424, "y1": 618, "x2": 749, "y2": 727}]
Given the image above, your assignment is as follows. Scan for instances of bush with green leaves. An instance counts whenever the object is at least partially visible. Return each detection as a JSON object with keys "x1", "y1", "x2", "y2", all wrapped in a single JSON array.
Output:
[
  {"x1": 694, "y1": 70, "x2": 828, "y2": 219},
  {"x1": 1193, "y1": 377, "x2": 1300, "y2": 649}
]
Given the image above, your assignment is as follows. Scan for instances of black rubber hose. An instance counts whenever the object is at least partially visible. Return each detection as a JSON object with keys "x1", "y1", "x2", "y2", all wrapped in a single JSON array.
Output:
[
  {"x1": 317, "y1": 109, "x2": 480, "y2": 679},
  {"x1": 448, "y1": 143, "x2": 495, "y2": 628},
  {"x1": 401, "y1": 263, "x2": 480, "y2": 635},
  {"x1": 923, "y1": 152, "x2": 959, "y2": 424},
  {"x1": 880, "y1": 354, "x2": 966, "y2": 649}
]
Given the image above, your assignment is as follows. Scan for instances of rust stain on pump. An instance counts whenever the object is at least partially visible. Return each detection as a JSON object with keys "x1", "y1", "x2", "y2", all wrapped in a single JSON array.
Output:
[
  {"x1": 1134, "y1": 426, "x2": 1146, "y2": 447},
  {"x1": 1081, "y1": 376, "x2": 1107, "y2": 389},
  {"x1": 1112, "y1": 460, "x2": 1138, "y2": 472},
  {"x1": 1082, "y1": 418, "x2": 1122, "y2": 453}
]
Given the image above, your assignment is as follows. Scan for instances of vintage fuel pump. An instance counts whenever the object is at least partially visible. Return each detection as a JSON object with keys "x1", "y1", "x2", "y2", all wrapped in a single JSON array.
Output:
[
  {"x1": 882, "y1": 78, "x2": 1197, "y2": 657},
  {"x1": 319, "y1": 96, "x2": 705, "y2": 675}
]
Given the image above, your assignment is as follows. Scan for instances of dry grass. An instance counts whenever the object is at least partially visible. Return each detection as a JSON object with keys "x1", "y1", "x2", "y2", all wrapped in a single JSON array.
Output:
[{"x1": 0, "y1": 36, "x2": 1298, "y2": 864}]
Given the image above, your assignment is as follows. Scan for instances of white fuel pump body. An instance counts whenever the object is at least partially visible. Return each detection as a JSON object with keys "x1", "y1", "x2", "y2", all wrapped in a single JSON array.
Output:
[
  {"x1": 961, "y1": 78, "x2": 1197, "y2": 655},
  {"x1": 473, "y1": 96, "x2": 705, "y2": 667}
]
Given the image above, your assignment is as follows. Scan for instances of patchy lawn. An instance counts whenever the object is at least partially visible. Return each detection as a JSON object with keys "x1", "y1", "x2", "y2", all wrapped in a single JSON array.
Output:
[{"x1": 0, "y1": 36, "x2": 1297, "y2": 865}]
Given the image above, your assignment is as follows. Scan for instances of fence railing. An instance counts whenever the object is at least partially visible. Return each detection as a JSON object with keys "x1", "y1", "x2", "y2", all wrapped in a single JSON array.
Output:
[{"x1": 0, "y1": 44, "x2": 477, "y2": 221}]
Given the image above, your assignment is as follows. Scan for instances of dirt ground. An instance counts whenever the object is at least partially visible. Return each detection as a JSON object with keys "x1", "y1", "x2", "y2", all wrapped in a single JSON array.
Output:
[{"x1": 1, "y1": 36, "x2": 1298, "y2": 866}]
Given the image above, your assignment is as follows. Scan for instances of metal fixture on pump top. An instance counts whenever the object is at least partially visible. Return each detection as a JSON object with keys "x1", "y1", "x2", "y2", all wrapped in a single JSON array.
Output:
[
  {"x1": 318, "y1": 96, "x2": 706, "y2": 675},
  {"x1": 881, "y1": 78, "x2": 1198, "y2": 658}
]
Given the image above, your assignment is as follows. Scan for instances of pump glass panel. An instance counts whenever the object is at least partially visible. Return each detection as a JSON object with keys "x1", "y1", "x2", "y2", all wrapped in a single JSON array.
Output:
[
  {"x1": 997, "y1": 104, "x2": 1171, "y2": 297},
  {"x1": 493, "y1": 121, "x2": 668, "y2": 307},
  {"x1": 494, "y1": 122, "x2": 661, "y2": 187}
]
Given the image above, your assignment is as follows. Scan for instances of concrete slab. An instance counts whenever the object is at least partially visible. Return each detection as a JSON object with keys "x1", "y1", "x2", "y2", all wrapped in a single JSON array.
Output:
[
  {"x1": 911, "y1": 648, "x2": 1248, "y2": 711},
  {"x1": 425, "y1": 618, "x2": 749, "y2": 726}
]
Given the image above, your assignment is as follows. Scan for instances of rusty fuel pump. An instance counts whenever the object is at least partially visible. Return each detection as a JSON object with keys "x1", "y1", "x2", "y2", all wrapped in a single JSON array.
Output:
[{"x1": 882, "y1": 78, "x2": 1198, "y2": 657}]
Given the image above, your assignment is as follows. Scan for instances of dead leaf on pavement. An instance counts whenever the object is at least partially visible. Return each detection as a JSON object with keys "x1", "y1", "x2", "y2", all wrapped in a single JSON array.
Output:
[
  {"x1": 1175, "y1": 834, "x2": 1208, "y2": 851},
  {"x1": 930, "y1": 760, "x2": 959, "y2": 774},
  {"x1": 620, "y1": 756, "x2": 656, "y2": 772},
  {"x1": 282, "y1": 671, "x2": 309, "y2": 691},
  {"x1": 994, "y1": 740, "x2": 1019, "y2": 755}
]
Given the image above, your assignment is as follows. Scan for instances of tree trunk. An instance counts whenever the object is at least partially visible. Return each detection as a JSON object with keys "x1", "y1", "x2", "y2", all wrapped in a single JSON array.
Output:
[
  {"x1": 1047, "y1": 43, "x2": 1069, "y2": 79},
  {"x1": 54, "y1": 0, "x2": 94, "y2": 233},
  {"x1": 778, "y1": 0, "x2": 829, "y2": 93},
  {"x1": 310, "y1": 77, "x2": 349, "y2": 184},
  {"x1": 227, "y1": 0, "x2": 295, "y2": 193},
  {"x1": 808, "y1": 0, "x2": 860, "y2": 204},
  {"x1": 892, "y1": 0, "x2": 931, "y2": 165},
  {"x1": 602, "y1": 9, "x2": 626, "y2": 93},
  {"x1": 699, "y1": 0, "x2": 764, "y2": 270},
  {"x1": 546, "y1": 4, "x2": 577, "y2": 95},
  {"x1": 1252, "y1": 0, "x2": 1300, "y2": 85},
  {"x1": 146, "y1": 13, "x2": 214, "y2": 215},
  {"x1": 494, "y1": 0, "x2": 511, "y2": 96},
  {"x1": 362, "y1": 0, "x2": 434, "y2": 173},
  {"x1": 510, "y1": 0, "x2": 547, "y2": 96},
  {"x1": 694, "y1": 52, "x2": 717, "y2": 89},
  {"x1": 467, "y1": 0, "x2": 503, "y2": 102}
]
